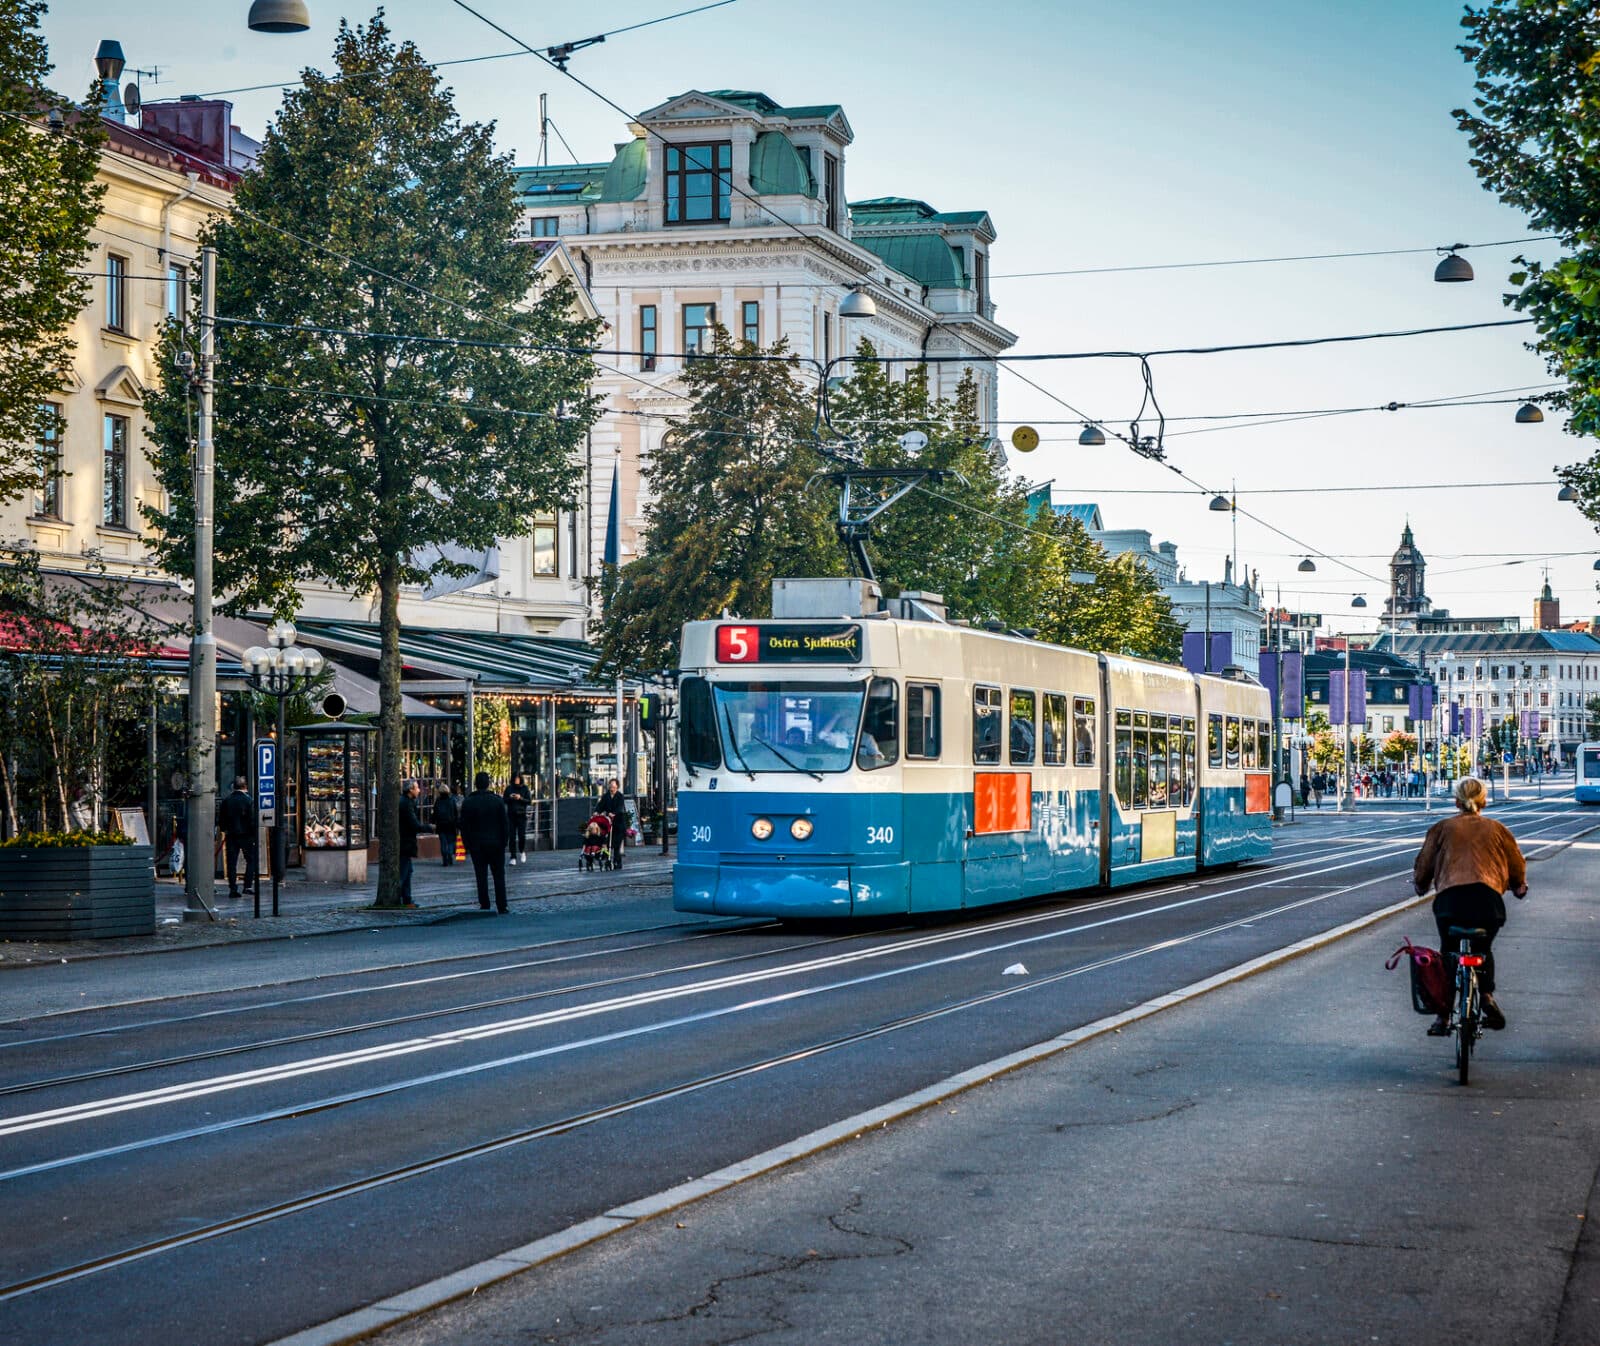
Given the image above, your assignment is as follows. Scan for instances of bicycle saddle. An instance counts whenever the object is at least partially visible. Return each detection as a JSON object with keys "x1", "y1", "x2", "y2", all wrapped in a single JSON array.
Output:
[{"x1": 1447, "y1": 925, "x2": 1488, "y2": 940}]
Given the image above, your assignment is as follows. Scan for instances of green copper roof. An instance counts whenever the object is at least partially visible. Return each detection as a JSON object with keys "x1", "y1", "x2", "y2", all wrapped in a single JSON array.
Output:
[
  {"x1": 512, "y1": 163, "x2": 606, "y2": 203},
  {"x1": 748, "y1": 129, "x2": 815, "y2": 196},
  {"x1": 854, "y1": 233, "x2": 968, "y2": 289},
  {"x1": 699, "y1": 90, "x2": 845, "y2": 121},
  {"x1": 851, "y1": 197, "x2": 938, "y2": 222},
  {"x1": 599, "y1": 137, "x2": 648, "y2": 202}
]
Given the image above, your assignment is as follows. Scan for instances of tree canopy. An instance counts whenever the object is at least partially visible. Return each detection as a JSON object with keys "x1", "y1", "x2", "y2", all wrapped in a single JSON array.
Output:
[
  {"x1": 1455, "y1": 3, "x2": 1600, "y2": 523},
  {"x1": 144, "y1": 14, "x2": 600, "y2": 904},
  {"x1": 0, "y1": 1, "x2": 103, "y2": 505}
]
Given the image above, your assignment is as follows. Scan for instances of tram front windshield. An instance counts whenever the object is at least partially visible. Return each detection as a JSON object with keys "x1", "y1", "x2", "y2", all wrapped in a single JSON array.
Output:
[
  {"x1": 1584, "y1": 747, "x2": 1600, "y2": 780},
  {"x1": 704, "y1": 681, "x2": 866, "y2": 774}
]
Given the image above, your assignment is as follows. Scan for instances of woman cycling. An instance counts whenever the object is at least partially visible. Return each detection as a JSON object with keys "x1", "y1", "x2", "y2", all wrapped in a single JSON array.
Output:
[{"x1": 1412, "y1": 776, "x2": 1528, "y2": 1035}]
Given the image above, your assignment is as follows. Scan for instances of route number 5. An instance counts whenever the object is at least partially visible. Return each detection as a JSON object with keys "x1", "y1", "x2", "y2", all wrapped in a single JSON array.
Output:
[{"x1": 716, "y1": 625, "x2": 759, "y2": 663}]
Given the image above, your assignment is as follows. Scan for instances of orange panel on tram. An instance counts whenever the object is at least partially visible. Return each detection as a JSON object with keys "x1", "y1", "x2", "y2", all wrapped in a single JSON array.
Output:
[{"x1": 974, "y1": 773, "x2": 1032, "y2": 834}]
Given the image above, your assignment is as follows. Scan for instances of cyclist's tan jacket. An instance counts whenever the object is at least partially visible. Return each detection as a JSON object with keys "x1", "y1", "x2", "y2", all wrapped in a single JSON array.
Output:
[{"x1": 1413, "y1": 812, "x2": 1527, "y2": 896}]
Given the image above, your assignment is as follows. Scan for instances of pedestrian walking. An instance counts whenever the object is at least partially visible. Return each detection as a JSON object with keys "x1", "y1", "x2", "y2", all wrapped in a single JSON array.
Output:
[
  {"x1": 596, "y1": 777, "x2": 628, "y2": 869},
  {"x1": 398, "y1": 779, "x2": 429, "y2": 905},
  {"x1": 218, "y1": 775, "x2": 257, "y2": 900},
  {"x1": 434, "y1": 785, "x2": 460, "y2": 867},
  {"x1": 462, "y1": 771, "x2": 510, "y2": 913},
  {"x1": 503, "y1": 772, "x2": 532, "y2": 866},
  {"x1": 1298, "y1": 769, "x2": 1311, "y2": 809}
]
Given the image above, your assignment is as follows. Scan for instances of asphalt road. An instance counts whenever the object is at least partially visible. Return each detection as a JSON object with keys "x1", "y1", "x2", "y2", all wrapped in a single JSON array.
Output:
[{"x1": 0, "y1": 795, "x2": 1590, "y2": 1346}]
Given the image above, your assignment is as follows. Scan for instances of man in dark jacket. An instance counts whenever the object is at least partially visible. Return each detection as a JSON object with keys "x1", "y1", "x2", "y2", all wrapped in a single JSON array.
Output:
[
  {"x1": 219, "y1": 775, "x2": 256, "y2": 900},
  {"x1": 503, "y1": 773, "x2": 532, "y2": 866},
  {"x1": 460, "y1": 771, "x2": 510, "y2": 913},
  {"x1": 398, "y1": 779, "x2": 429, "y2": 905}
]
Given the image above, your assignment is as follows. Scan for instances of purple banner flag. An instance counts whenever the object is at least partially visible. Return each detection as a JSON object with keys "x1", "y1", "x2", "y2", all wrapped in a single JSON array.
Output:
[
  {"x1": 1259, "y1": 652, "x2": 1280, "y2": 717},
  {"x1": 1347, "y1": 670, "x2": 1367, "y2": 728},
  {"x1": 1330, "y1": 671, "x2": 1346, "y2": 726},
  {"x1": 1407, "y1": 683, "x2": 1436, "y2": 722},
  {"x1": 1281, "y1": 651, "x2": 1304, "y2": 718},
  {"x1": 1181, "y1": 632, "x2": 1234, "y2": 676}
]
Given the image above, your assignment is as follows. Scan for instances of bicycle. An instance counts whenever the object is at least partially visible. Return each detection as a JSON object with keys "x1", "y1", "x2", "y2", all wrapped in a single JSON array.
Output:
[{"x1": 1446, "y1": 924, "x2": 1488, "y2": 1085}]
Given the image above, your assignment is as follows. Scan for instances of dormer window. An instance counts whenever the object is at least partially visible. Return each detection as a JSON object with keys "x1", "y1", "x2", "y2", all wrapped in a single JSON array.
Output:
[
  {"x1": 665, "y1": 142, "x2": 731, "y2": 224},
  {"x1": 823, "y1": 152, "x2": 840, "y2": 232}
]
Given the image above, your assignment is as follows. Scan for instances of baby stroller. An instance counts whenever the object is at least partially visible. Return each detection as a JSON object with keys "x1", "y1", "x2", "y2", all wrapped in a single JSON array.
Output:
[{"x1": 580, "y1": 813, "x2": 613, "y2": 871}]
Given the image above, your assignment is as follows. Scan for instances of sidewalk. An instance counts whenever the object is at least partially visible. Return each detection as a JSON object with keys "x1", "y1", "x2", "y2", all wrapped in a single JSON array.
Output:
[
  {"x1": 0, "y1": 845, "x2": 675, "y2": 968},
  {"x1": 370, "y1": 823, "x2": 1600, "y2": 1346}
]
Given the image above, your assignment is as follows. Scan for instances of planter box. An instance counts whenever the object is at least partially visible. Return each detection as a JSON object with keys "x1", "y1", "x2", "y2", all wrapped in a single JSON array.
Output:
[{"x1": 0, "y1": 845, "x2": 155, "y2": 940}]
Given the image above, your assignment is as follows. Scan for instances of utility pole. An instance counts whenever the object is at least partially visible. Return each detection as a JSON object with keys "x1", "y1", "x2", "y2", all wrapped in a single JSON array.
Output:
[{"x1": 184, "y1": 246, "x2": 218, "y2": 921}]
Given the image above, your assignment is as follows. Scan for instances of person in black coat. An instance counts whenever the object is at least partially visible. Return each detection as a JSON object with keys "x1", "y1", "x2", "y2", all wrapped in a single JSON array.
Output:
[
  {"x1": 219, "y1": 776, "x2": 257, "y2": 900},
  {"x1": 434, "y1": 786, "x2": 460, "y2": 867},
  {"x1": 503, "y1": 773, "x2": 532, "y2": 865},
  {"x1": 398, "y1": 780, "x2": 429, "y2": 905},
  {"x1": 460, "y1": 771, "x2": 510, "y2": 913},
  {"x1": 595, "y1": 778, "x2": 628, "y2": 869}
]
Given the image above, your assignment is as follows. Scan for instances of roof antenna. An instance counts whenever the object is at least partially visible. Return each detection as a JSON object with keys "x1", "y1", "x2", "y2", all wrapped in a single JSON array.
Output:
[{"x1": 538, "y1": 92, "x2": 548, "y2": 167}]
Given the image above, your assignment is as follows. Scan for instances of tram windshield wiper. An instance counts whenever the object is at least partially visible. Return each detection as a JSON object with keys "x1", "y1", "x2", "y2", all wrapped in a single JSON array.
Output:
[
  {"x1": 750, "y1": 731, "x2": 824, "y2": 781},
  {"x1": 720, "y1": 704, "x2": 756, "y2": 780}
]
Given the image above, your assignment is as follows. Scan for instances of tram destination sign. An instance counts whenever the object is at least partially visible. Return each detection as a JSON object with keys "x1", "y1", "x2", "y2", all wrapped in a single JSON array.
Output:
[{"x1": 715, "y1": 623, "x2": 862, "y2": 664}]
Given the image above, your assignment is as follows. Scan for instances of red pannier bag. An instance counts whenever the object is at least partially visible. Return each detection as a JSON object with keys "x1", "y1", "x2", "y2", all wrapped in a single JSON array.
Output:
[{"x1": 1386, "y1": 938, "x2": 1451, "y2": 1016}]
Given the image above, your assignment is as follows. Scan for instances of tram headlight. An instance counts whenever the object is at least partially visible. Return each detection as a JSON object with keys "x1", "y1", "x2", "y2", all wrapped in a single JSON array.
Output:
[
  {"x1": 789, "y1": 817, "x2": 814, "y2": 840},
  {"x1": 751, "y1": 817, "x2": 774, "y2": 840}
]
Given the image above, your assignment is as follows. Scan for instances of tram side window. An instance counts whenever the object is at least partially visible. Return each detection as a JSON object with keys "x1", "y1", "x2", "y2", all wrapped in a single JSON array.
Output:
[
  {"x1": 1041, "y1": 693, "x2": 1067, "y2": 766},
  {"x1": 858, "y1": 677, "x2": 899, "y2": 770},
  {"x1": 1241, "y1": 718, "x2": 1257, "y2": 770},
  {"x1": 1149, "y1": 717, "x2": 1169, "y2": 808},
  {"x1": 906, "y1": 683, "x2": 941, "y2": 759},
  {"x1": 1009, "y1": 689, "x2": 1036, "y2": 765},
  {"x1": 973, "y1": 685, "x2": 1002, "y2": 764},
  {"x1": 1208, "y1": 713, "x2": 1222, "y2": 768},
  {"x1": 1132, "y1": 710, "x2": 1149, "y2": 808},
  {"x1": 1225, "y1": 716, "x2": 1240, "y2": 769},
  {"x1": 1257, "y1": 721, "x2": 1271, "y2": 771},
  {"x1": 1073, "y1": 696, "x2": 1096, "y2": 766},
  {"x1": 1181, "y1": 718, "x2": 1197, "y2": 807},
  {"x1": 1115, "y1": 709, "x2": 1133, "y2": 807},
  {"x1": 680, "y1": 676, "x2": 723, "y2": 769}
]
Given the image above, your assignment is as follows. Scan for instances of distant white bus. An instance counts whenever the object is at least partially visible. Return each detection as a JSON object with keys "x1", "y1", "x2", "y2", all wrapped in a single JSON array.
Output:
[{"x1": 1577, "y1": 742, "x2": 1600, "y2": 805}]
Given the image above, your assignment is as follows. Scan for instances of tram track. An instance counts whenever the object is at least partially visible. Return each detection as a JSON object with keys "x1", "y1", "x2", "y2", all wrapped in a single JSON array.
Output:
[
  {"x1": 0, "y1": 846, "x2": 1437, "y2": 1308},
  {"x1": 0, "y1": 805, "x2": 1550, "y2": 1098},
  {"x1": 1, "y1": 806, "x2": 1589, "y2": 1315}
]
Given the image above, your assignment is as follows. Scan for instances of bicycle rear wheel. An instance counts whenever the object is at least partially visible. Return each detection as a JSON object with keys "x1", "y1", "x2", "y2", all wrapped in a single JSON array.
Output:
[{"x1": 1456, "y1": 971, "x2": 1475, "y2": 1086}]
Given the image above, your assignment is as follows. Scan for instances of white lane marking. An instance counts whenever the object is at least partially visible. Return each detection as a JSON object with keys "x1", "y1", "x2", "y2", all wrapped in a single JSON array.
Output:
[{"x1": 0, "y1": 844, "x2": 1445, "y2": 1142}]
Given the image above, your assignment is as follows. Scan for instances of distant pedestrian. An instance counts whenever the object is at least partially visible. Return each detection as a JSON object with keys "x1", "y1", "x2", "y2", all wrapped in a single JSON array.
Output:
[
  {"x1": 434, "y1": 785, "x2": 460, "y2": 867},
  {"x1": 1298, "y1": 769, "x2": 1310, "y2": 808},
  {"x1": 503, "y1": 772, "x2": 532, "y2": 866},
  {"x1": 462, "y1": 771, "x2": 510, "y2": 913},
  {"x1": 219, "y1": 775, "x2": 257, "y2": 900},
  {"x1": 398, "y1": 779, "x2": 429, "y2": 905},
  {"x1": 1310, "y1": 771, "x2": 1324, "y2": 809},
  {"x1": 596, "y1": 777, "x2": 628, "y2": 869}
]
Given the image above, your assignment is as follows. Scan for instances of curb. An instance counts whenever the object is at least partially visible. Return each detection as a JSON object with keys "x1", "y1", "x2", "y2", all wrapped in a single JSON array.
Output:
[{"x1": 266, "y1": 888, "x2": 1435, "y2": 1346}]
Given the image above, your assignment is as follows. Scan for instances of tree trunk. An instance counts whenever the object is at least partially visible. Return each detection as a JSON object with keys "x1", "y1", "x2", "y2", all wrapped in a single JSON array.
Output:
[{"x1": 372, "y1": 557, "x2": 406, "y2": 907}]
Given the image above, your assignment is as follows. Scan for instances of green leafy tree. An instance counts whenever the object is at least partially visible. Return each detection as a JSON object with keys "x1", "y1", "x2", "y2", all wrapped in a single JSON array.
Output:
[
  {"x1": 827, "y1": 347, "x2": 1048, "y2": 627},
  {"x1": 0, "y1": 2, "x2": 103, "y2": 504},
  {"x1": 1381, "y1": 729, "x2": 1418, "y2": 765},
  {"x1": 1030, "y1": 512, "x2": 1181, "y2": 659},
  {"x1": 1455, "y1": 5, "x2": 1600, "y2": 521},
  {"x1": 0, "y1": 550, "x2": 162, "y2": 836},
  {"x1": 1308, "y1": 728, "x2": 1341, "y2": 773},
  {"x1": 1586, "y1": 694, "x2": 1600, "y2": 739},
  {"x1": 143, "y1": 16, "x2": 599, "y2": 905},
  {"x1": 594, "y1": 331, "x2": 838, "y2": 672}
]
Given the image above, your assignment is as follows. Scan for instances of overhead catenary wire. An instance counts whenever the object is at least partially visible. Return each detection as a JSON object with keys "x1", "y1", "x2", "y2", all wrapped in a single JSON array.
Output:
[
  {"x1": 191, "y1": 0, "x2": 743, "y2": 99},
  {"x1": 989, "y1": 235, "x2": 1558, "y2": 280}
]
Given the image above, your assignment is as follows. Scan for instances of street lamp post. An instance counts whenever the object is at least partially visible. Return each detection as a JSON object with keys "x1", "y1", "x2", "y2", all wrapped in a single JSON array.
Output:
[{"x1": 241, "y1": 621, "x2": 325, "y2": 918}]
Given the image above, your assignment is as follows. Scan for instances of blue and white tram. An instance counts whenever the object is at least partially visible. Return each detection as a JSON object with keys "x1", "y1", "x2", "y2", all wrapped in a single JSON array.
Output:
[
  {"x1": 672, "y1": 600, "x2": 1274, "y2": 919},
  {"x1": 1576, "y1": 742, "x2": 1600, "y2": 804}
]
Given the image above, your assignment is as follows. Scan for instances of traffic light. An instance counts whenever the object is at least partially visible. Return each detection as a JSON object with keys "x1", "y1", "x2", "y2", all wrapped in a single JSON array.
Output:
[{"x1": 640, "y1": 694, "x2": 657, "y2": 731}]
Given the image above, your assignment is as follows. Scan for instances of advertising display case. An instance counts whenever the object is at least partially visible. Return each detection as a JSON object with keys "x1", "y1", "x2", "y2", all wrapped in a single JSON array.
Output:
[{"x1": 296, "y1": 723, "x2": 373, "y2": 882}]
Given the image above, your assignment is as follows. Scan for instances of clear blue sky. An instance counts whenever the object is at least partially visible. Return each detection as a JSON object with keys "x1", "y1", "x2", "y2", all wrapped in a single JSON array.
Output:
[{"x1": 42, "y1": 0, "x2": 1590, "y2": 629}]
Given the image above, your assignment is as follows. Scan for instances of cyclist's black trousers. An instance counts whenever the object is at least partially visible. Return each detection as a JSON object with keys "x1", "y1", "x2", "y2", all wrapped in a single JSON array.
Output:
[{"x1": 1432, "y1": 882, "x2": 1507, "y2": 994}]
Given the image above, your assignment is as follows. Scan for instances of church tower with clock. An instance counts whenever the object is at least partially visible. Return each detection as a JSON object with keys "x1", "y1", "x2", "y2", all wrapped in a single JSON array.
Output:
[{"x1": 1385, "y1": 522, "x2": 1432, "y2": 629}]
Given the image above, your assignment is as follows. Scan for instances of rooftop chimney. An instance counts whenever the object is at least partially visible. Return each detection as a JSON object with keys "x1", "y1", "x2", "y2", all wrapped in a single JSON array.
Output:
[{"x1": 94, "y1": 40, "x2": 127, "y2": 122}]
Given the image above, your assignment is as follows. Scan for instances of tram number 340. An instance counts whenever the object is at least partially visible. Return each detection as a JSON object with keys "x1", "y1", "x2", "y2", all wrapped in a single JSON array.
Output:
[
  {"x1": 691, "y1": 825, "x2": 712, "y2": 843},
  {"x1": 866, "y1": 825, "x2": 894, "y2": 845}
]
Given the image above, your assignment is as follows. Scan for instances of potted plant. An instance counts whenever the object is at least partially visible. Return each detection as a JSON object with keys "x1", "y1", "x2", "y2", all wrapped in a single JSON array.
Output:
[{"x1": 0, "y1": 826, "x2": 153, "y2": 939}]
